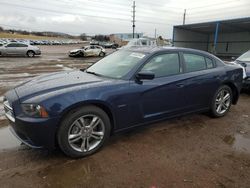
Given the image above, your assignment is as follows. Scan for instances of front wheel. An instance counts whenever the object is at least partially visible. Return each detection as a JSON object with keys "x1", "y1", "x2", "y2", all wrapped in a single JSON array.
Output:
[
  {"x1": 99, "y1": 52, "x2": 105, "y2": 57},
  {"x1": 57, "y1": 105, "x2": 111, "y2": 158},
  {"x1": 27, "y1": 50, "x2": 35, "y2": 57},
  {"x1": 210, "y1": 85, "x2": 232, "y2": 117}
]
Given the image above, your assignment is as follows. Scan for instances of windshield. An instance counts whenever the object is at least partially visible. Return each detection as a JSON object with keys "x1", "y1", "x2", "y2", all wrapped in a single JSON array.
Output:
[
  {"x1": 86, "y1": 50, "x2": 146, "y2": 79},
  {"x1": 237, "y1": 50, "x2": 250, "y2": 62}
]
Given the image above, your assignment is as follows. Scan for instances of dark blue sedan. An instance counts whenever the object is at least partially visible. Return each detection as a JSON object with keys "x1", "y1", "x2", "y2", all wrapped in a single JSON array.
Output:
[{"x1": 4, "y1": 47, "x2": 243, "y2": 158}]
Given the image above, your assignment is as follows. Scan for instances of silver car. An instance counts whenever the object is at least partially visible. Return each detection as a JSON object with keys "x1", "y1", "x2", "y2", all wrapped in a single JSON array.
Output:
[
  {"x1": 0, "y1": 42, "x2": 41, "y2": 57},
  {"x1": 69, "y1": 45, "x2": 105, "y2": 57}
]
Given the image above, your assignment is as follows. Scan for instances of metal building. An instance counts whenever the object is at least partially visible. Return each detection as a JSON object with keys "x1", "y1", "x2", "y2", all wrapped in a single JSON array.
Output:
[{"x1": 173, "y1": 17, "x2": 250, "y2": 58}]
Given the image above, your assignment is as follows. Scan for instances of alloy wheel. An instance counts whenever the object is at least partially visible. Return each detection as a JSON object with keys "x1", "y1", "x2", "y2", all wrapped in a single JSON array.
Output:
[
  {"x1": 27, "y1": 51, "x2": 34, "y2": 57},
  {"x1": 215, "y1": 89, "x2": 231, "y2": 115},
  {"x1": 68, "y1": 114, "x2": 105, "y2": 153}
]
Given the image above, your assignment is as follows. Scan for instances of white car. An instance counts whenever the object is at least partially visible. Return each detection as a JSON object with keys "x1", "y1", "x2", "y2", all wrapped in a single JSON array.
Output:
[{"x1": 69, "y1": 45, "x2": 105, "y2": 57}]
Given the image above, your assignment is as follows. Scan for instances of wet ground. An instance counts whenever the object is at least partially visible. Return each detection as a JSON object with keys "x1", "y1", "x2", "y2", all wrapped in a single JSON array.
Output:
[{"x1": 0, "y1": 45, "x2": 250, "y2": 187}]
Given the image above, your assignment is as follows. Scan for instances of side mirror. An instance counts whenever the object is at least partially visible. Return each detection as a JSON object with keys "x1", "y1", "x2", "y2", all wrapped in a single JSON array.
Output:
[
  {"x1": 136, "y1": 71, "x2": 155, "y2": 80},
  {"x1": 231, "y1": 57, "x2": 236, "y2": 61}
]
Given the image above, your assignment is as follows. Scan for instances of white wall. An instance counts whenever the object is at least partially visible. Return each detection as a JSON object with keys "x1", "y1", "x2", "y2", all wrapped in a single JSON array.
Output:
[
  {"x1": 208, "y1": 32, "x2": 250, "y2": 55},
  {"x1": 173, "y1": 28, "x2": 208, "y2": 51},
  {"x1": 173, "y1": 27, "x2": 250, "y2": 56}
]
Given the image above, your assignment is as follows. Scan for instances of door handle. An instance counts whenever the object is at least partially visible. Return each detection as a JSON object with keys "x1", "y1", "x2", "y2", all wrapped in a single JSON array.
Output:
[{"x1": 176, "y1": 83, "x2": 185, "y2": 88}]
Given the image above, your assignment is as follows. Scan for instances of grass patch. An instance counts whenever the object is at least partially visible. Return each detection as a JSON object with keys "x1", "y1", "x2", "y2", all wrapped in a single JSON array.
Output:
[{"x1": 0, "y1": 32, "x2": 66, "y2": 40}]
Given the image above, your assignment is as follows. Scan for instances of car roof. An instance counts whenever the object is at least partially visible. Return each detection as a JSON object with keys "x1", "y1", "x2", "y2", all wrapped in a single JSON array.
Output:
[{"x1": 125, "y1": 46, "x2": 213, "y2": 56}]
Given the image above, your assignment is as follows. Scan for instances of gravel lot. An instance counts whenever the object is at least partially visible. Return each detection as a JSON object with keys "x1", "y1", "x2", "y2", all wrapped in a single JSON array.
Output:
[{"x1": 0, "y1": 45, "x2": 250, "y2": 188}]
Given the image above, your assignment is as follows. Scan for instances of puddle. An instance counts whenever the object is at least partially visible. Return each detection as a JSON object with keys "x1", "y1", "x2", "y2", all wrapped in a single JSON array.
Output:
[
  {"x1": 223, "y1": 134, "x2": 250, "y2": 154},
  {"x1": 38, "y1": 158, "x2": 102, "y2": 187},
  {"x1": 0, "y1": 126, "x2": 21, "y2": 150}
]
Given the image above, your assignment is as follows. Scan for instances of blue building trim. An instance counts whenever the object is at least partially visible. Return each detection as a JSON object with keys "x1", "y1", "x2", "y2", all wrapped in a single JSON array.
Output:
[{"x1": 213, "y1": 22, "x2": 220, "y2": 53}]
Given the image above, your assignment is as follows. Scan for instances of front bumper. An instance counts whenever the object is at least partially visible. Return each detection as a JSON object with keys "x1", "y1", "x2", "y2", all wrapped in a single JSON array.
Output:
[
  {"x1": 8, "y1": 116, "x2": 59, "y2": 150},
  {"x1": 68, "y1": 52, "x2": 81, "y2": 57},
  {"x1": 35, "y1": 51, "x2": 41, "y2": 55}
]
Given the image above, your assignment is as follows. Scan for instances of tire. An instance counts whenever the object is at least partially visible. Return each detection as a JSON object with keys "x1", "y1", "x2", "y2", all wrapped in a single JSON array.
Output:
[
  {"x1": 27, "y1": 50, "x2": 35, "y2": 57},
  {"x1": 210, "y1": 85, "x2": 232, "y2": 118},
  {"x1": 57, "y1": 105, "x2": 111, "y2": 158},
  {"x1": 99, "y1": 52, "x2": 105, "y2": 57}
]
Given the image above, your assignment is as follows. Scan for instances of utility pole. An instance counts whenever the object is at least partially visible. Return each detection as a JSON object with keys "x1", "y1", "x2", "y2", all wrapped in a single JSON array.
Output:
[
  {"x1": 183, "y1": 9, "x2": 186, "y2": 25},
  {"x1": 132, "y1": 1, "x2": 136, "y2": 38}
]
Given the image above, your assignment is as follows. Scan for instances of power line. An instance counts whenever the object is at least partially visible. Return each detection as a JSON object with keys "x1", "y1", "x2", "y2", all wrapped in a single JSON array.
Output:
[
  {"x1": 187, "y1": 0, "x2": 241, "y2": 10},
  {"x1": 135, "y1": 0, "x2": 182, "y2": 10},
  {"x1": 187, "y1": 4, "x2": 250, "y2": 15},
  {"x1": 1, "y1": 2, "x2": 176, "y2": 26},
  {"x1": 187, "y1": 6, "x2": 250, "y2": 17},
  {"x1": 1, "y1": 2, "x2": 131, "y2": 22}
]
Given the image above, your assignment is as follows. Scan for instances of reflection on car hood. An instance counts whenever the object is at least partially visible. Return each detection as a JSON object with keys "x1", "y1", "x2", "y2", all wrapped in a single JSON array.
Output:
[{"x1": 14, "y1": 70, "x2": 107, "y2": 100}]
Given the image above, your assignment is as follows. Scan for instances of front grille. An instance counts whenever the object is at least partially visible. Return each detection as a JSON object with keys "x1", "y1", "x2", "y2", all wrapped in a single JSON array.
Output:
[{"x1": 3, "y1": 100, "x2": 15, "y2": 122}]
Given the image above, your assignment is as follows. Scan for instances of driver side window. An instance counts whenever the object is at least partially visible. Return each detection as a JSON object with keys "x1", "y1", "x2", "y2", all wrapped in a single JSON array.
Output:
[
  {"x1": 141, "y1": 53, "x2": 180, "y2": 78},
  {"x1": 7, "y1": 43, "x2": 18, "y2": 47}
]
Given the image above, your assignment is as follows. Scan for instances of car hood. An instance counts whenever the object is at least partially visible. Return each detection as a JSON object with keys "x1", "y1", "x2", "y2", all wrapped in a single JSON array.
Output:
[
  {"x1": 15, "y1": 70, "x2": 109, "y2": 100},
  {"x1": 70, "y1": 49, "x2": 83, "y2": 53}
]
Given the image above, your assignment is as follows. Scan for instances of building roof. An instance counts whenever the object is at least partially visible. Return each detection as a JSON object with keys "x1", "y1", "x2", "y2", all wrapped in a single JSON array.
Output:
[{"x1": 174, "y1": 17, "x2": 250, "y2": 34}]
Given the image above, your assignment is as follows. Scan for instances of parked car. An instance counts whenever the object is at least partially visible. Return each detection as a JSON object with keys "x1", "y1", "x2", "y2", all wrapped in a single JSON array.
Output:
[
  {"x1": 232, "y1": 50, "x2": 250, "y2": 90},
  {"x1": 0, "y1": 42, "x2": 41, "y2": 57},
  {"x1": 68, "y1": 45, "x2": 105, "y2": 57},
  {"x1": 99, "y1": 42, "x2": 119, "y2": 49},
  {"x1": 119, "y1": 38, "x2": 157, "y2": 50},
  {"x1": 4, "y1": 47, "x2": 243, "y2": 158},
  {"x1": 90, "y1": 40, "x2": 99, "y2": 45}
]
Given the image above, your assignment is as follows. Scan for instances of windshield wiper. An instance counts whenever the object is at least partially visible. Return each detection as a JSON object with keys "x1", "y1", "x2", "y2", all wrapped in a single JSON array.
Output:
[{"x1": 85, "y1": 70, "x2": 101, "y2": 76}]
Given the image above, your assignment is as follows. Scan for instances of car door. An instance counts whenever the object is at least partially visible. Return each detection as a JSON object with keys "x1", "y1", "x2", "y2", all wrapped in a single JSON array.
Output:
[
  {"x1": 5, "y1": 43, "x2": 19, "y2": 55},
  {"x1": 134, "y1": 52, "x2": 189, "y2": 121},
  {"x1": 180, "y1": 52, "x2": 222, "y2": 110},
  {"x1": 84, "y1": 47, "x2": 92, "y2": 56},
  {"x1": 92, "y1": 46, "x2": 101, "y2": 56},
  {"x1": 17, "y1": 43, "x2": 28, "y2": 55},
  {"x1": 95, "y1": 46, "x2": 102, "y2": 56},
  {"x1": 89, "y1": 46, "x2": 96, "y2": 56}
]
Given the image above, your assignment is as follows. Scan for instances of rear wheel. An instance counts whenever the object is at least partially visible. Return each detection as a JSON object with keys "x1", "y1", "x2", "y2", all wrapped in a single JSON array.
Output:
[
  {"x1": 27, "y1": 50, "x2": 35, "y2": 57},
  {"x1": 57, "y1": 105, "x2": 111, "y2": 158},
  {"x1": 99, "y1": 52, "x2": 105, "y2": 57},
  {"x1": 211, "y1": 85, "x2": 232, "y2": 117}
]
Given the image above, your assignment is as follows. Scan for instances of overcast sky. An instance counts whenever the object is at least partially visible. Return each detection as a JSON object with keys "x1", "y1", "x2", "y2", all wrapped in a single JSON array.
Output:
[{"x1": 0, "y1": 0, "x2": 249, "y2": 38}]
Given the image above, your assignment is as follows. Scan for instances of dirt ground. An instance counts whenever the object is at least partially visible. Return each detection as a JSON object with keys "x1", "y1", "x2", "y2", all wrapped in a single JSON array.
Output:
[{"x1": 0, "y1": 45, "x2": 250, "y2": 188}]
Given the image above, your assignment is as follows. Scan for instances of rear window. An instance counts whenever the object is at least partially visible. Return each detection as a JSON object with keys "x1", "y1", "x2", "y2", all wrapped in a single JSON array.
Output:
[
  {"x1": 183, "y1": 53, "x2": 207, "y2": 72},
  {"x1": 205, "y1": 57, "x2": 214, "y2": 69}
]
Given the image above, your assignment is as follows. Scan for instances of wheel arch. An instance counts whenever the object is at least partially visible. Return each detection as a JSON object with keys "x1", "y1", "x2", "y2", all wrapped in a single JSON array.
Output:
[
  {"x1": 222, "y1": 81, "x2": 239, "y2": 105},
  {"x1": 26, "y1": 50, "x2": 35, "y2": 56},
  {"x1": 57, "y1": 100, "x2": 116, "y2": 135}
]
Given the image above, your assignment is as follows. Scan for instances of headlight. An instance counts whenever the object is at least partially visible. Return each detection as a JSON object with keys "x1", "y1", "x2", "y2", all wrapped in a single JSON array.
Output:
[{"x1": 21, "y1": 104, "x2": 49, "y2": 118}]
